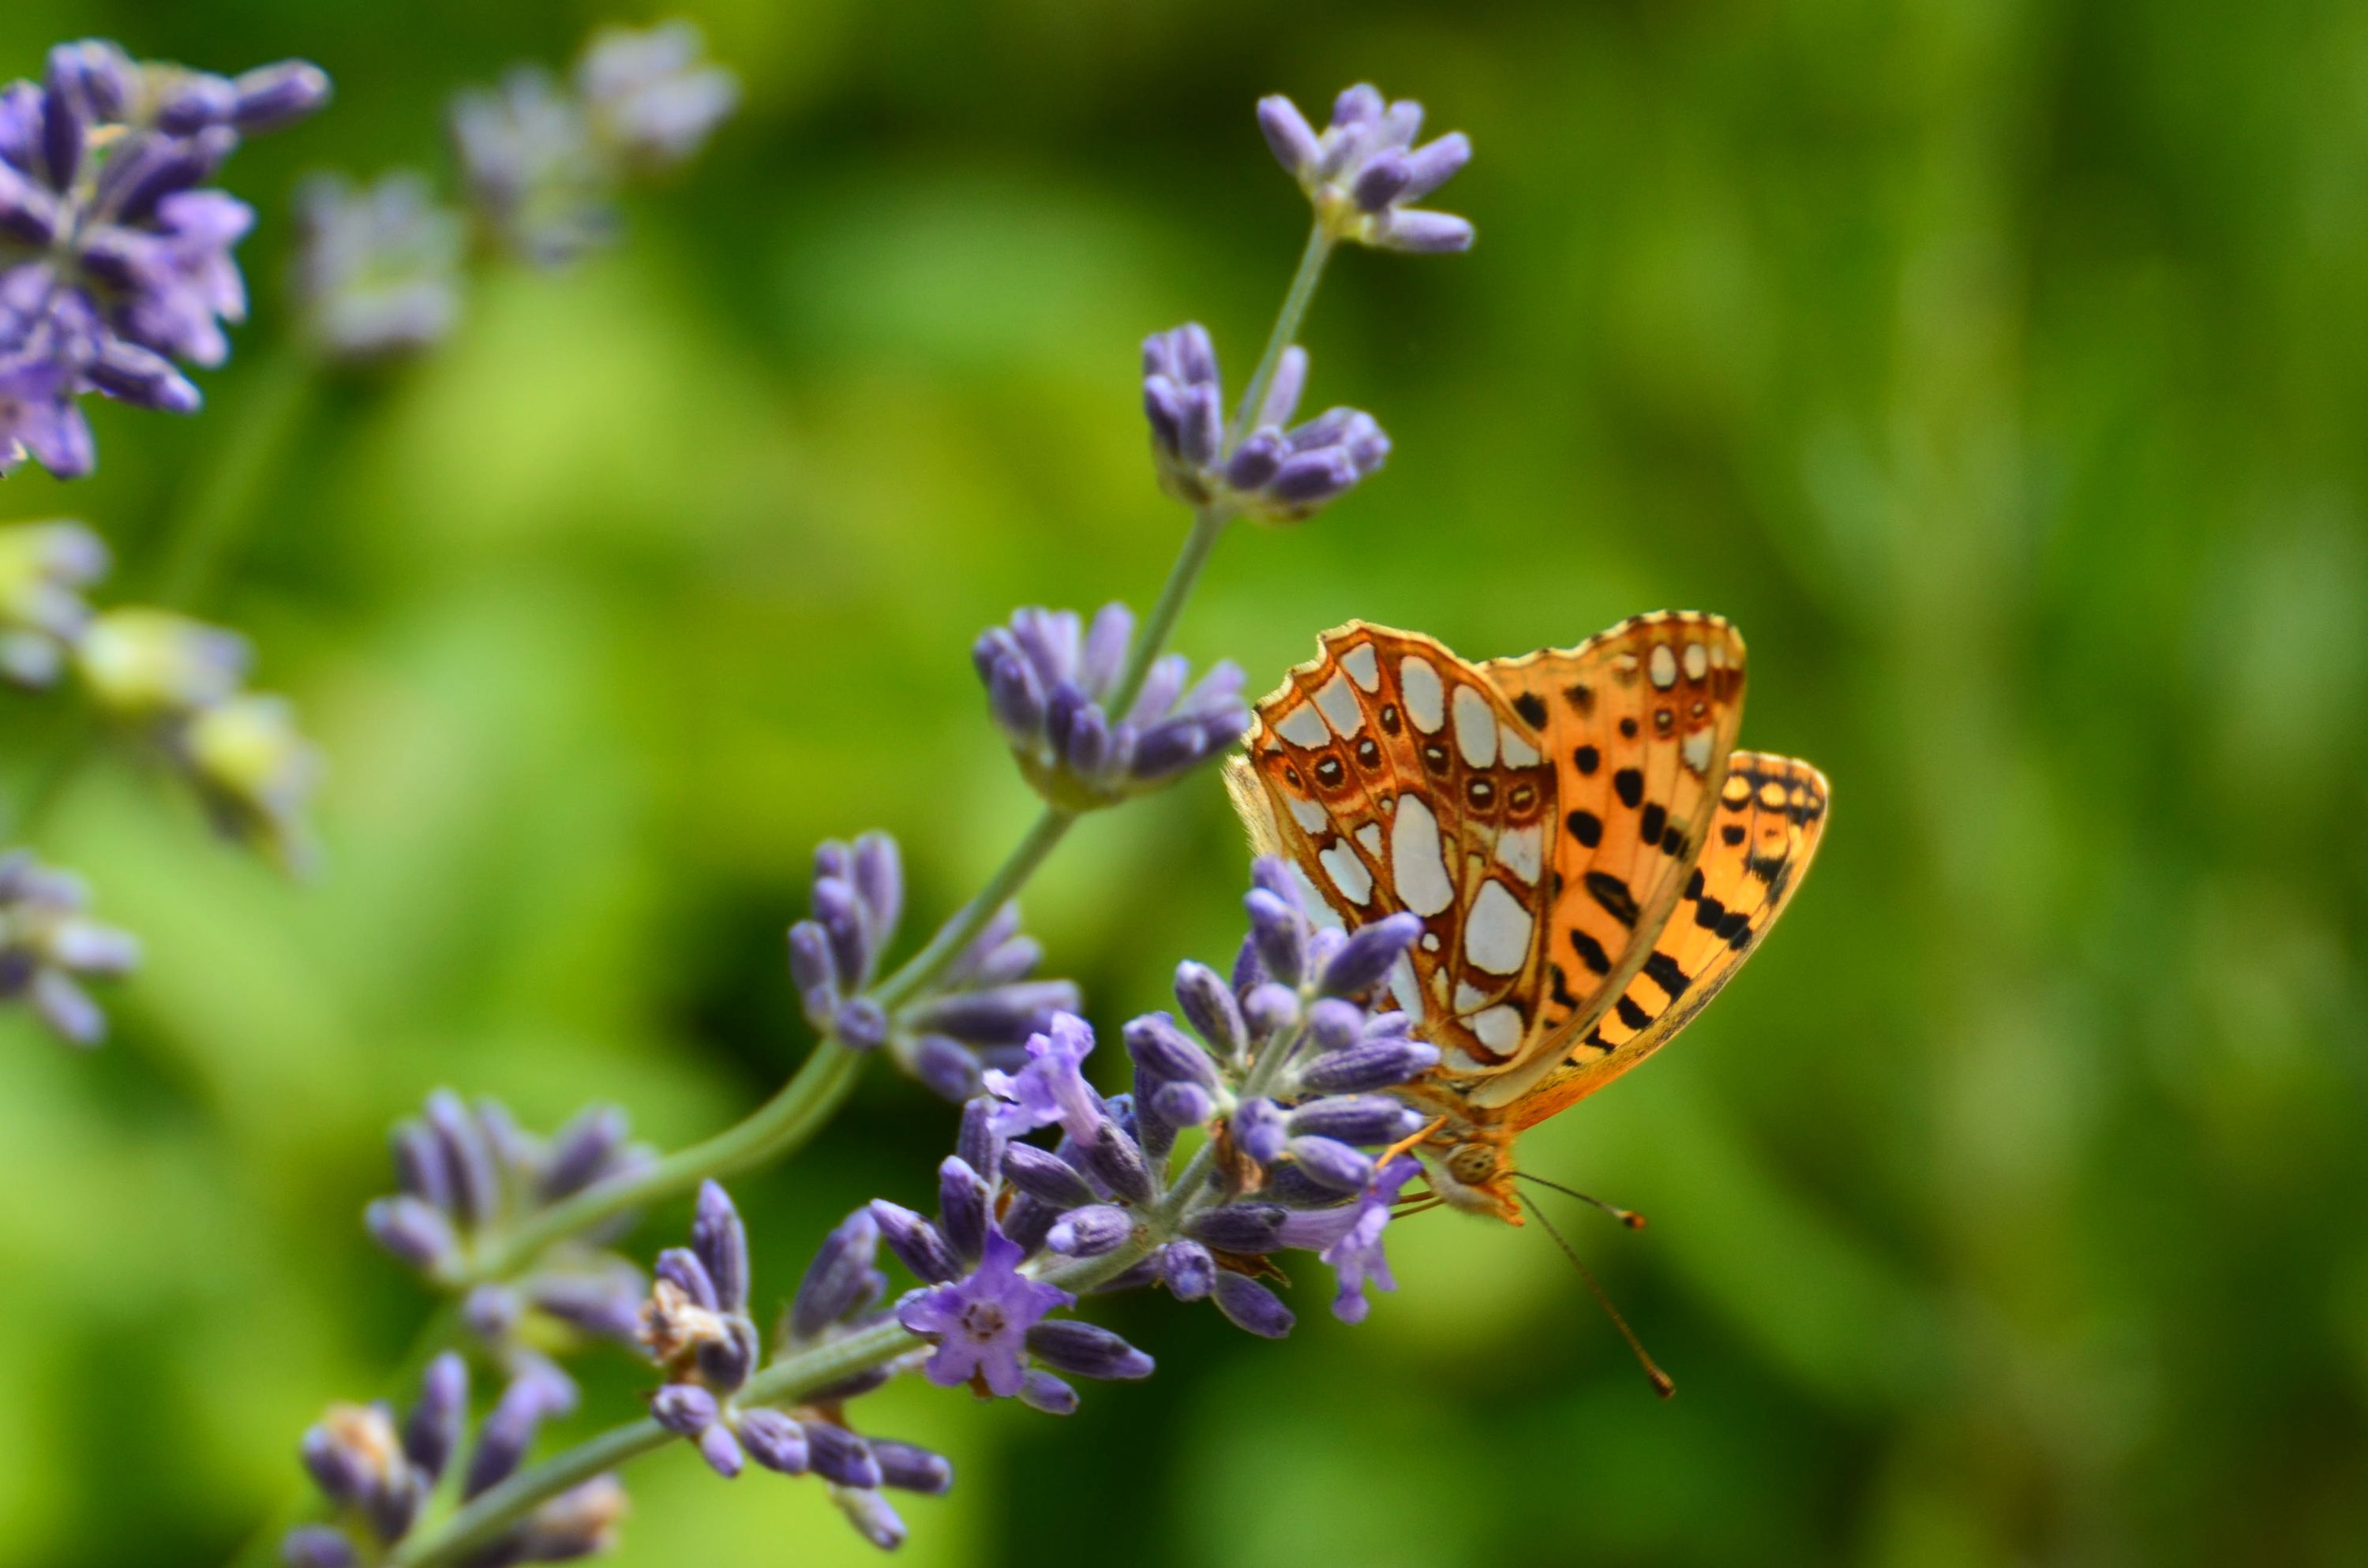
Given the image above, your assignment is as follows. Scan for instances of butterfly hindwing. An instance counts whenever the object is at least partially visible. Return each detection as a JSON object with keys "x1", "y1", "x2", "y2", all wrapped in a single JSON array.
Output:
[
  {"x1": 1501, "y1": 752, "x2": 1830, "y2": 1127},
  {"x1": 1229, "y1": 622, "x2": 1561, "y2": 1072}
]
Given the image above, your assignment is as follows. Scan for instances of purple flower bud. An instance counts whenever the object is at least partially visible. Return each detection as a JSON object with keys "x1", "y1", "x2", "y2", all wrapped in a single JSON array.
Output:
[
  {"x1": 1025, "y1": 1320, "x2": 1155, "y2": 1381},
  {"x1": 868, "y1": 1200, "x2": 963, "y2": 1284},
  {"x1": 1002, "y1": 1192, "x2": 1060, "y2": 1254},
  {"x1": 1232, "y1": 1096, "x2": 1287, "y2": 1165},
  {"x1": 833, "y1": 996, "x2": 889, "y2": 1052},
  {"x1": 531, "y1": 1273, "x2": 645, "y2": 1342},
  {"x1": 232, "y1": 60, "x2": 333, "y2": 133},
  {"x1": 804, "y1": 1422, "x2": 882, "y2": 1488},
  {"x1": 1162, "y1": 1240, "x2": 1216, "y2": 1301},
  {"x1": 1123, "y1": 1012, "x2": 1218, "y2": 1088},
  {"x1": 1002, "y1": 1143, "x2": 1098, "y2": 1210},
  {"x1": 655, "y1": 1248, "x2": 718, "y2": 1312},
  {"x1": 403, "y1": 1353, "x2": 469, "y2": 1483},
  {"x1": 937, "y1": 1156, "x2": 991, "y2": 1262},
  {"x1": 1377, "y1": 209, "x2": 1476, "y2": 253},
  {"x1": 1150, "y1": 1079, "x2": 1215, "y2": 1127},
  {"x1": 691, "y1": 1182, "x2": 749, "y2": 1313},
  {"x1": 736, "y1": 1409, "x2": 807, "y2": 1474},
  {"x1": 650, "y1": 1383, "x2": 718, "y2": 1438},
  {"x1": 1332, "y1": 83, "x2": 1385, "y2": 129},
  {"x1": 1175, "y1": 961, "x2": 1246, "y2": 1058},
  {"x1": 1291, "y1": 1135, "x2": 1377, "y2": 1193},
  {"x1": 910, "y1": 1034, "x2": 984, "y2": 1102},
  {"x1": 696, "y1": 1315, "x2": 760, "y2": 1394},
  {"x1": 1351, "y1": 148, "x2": 1414, "y2": 212},
  {"x1": 0, "y1": 165, "x2": 59, "y2": 246},
  {"x1": 1073, "y1": 1118, "x2": 1154, "y2": 1205},
  {"x1": 1045, "y1": 1203, "x2": 1132, "y2": 1256},
  {"x1": 463, "y1": 1282, "x2": 524, "y2": 1344},
  {"x1": 366, "y1": 1196, "x2": 456, "y2": 1270},
  {"x1": 834, "y1": 1488, "x2": 907, "y2": 1551},
  {"x1": 1268, "y1": 449, "x2": 1358, "y2": 507},
  {"x1": 1019, "y1": 1369, "x2": 1078, "y2": 1415},
  {"x1": 1289, "y1": 1095, "x2": 1425, "y2": 1145},
  {"x1": 912, "y1": 979, "x2": 1077, "y2": 1048},
  {"x1": 464, "y1": 1371, "x2": 568, "y2": 1499},
  {"x1": 1399, "y1": 132, "x2": 1471, "y2": 200},
  {"x1": 1187, "y1": 1204, "x2": 1287, "y2": 1252},
  {"x1": 1305, "y1": 997, "x2": 1366, "y2": 1053},
  {"x1": 810, "y1": 877, "x2": 869, "y2": 990},
  {"x1": 872, "y1": 1440, "x2": 954, "y2": 1495},
  {"x1": 1295, "y1": 1037, "x2": 1441, "y2": 1095},
  {"x1": 1320, "y1": 914, "x2": 1423, "y2": 998},
  {"x1": 1257, "y1": 94, "x2": 1320, "y2": 177},
  {"x1": 789, "y1": 1208, "x2": 882, "y2": 1341},
  {"x1": 955, "y1": 1098, "x2": 1003, "y2": 1187},
  {"x1": 850, "y1": 832, "x2": 902, "y2": 947},
  {"x1": 1213, "y1": 1271, "x2": 1296, "y2": 1338},
  {"x1": 155, "y1": 73, "x2": 240, "y2": 135},
  {"x1": 280, "y1": 1525, "x2": 358, "y2": 1568},
  {"x1": 1242, "y1": 981, "x2": 1301, "y2": 1042},
  {"x1": 1223, "y1": 429, "x2": 1287, "y2": 490},
  {"x1": 538, "y1": 1105, "x2": 628, "y2": 1201},
  {"x1": 786, "y1": 921, "x2": 838, "y2": 1026},
  {"x1": 40, "y1": 51, "x2": 91, "y2": 190},
  {"x1": 423, "y1": 1090, "x2": 499, "y2": 1230},
  {"x1": 698, "y1": 1423, "x2": 746, "y2": 1478}
]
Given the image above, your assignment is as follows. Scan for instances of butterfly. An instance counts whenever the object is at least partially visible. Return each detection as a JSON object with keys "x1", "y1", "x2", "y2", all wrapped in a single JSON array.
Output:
[{"x1": 1224, "y1": 612, "x2": 1828, "y2": 1222}]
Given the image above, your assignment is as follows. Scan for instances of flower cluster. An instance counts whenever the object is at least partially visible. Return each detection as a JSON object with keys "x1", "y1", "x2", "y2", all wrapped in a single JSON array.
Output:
[
  {"x1": 0, "y1": 39, "x2": 329, "y2": 477},
  {"x1": 785, "y1": 830, "x2": 1081, "y2": 1100},
  {"x1": 0, "y1": 518, "x2": 105, "y2": 687},
  {"x1": 1257, "y1": 83, "x2": 1473, "y2": 254},
  {"x1": 642, "y1": 1183, "x2": 953, "y2": 1551},
  {"x1": 973, "y1": 602, "x2": 1249, "y2": 808},
  {"x1": 285, "y1": 1353, "x2": 624, "y2": 1568},
  {"x1": 0, "y1": 848, "x2": 138, "y2": 1046},
  {"x1": 368, "y1": 1091, "x2": 652, "y2": 1383},
  {"x1": 451, "y1": 20, "x2": 737, "y2": 268},
  {"x1": 73, "y1": 605, "x2": 323, "y2": 873},
  {"x1": 1142, "y1": 325, "x2": 1390, "y2": 522},
  {"x1": 289, "y1": 172, "x2": 464, "y2": 363}
]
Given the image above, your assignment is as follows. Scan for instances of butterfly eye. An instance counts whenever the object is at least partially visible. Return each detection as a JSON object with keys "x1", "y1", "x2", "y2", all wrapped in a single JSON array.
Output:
[
  {"x1": 1448, "y1": 1142, "x2": 1497, "y2": 1184},
  {"x1": 1313, "y1": 754, "x2": 1347, "y2": 789},
  {"x1": 1465, "y1": 776, "x2": 1496, "y2": 810},
  {"x1": 1378, "y1": 703, "x2": 1402, "y2": 735},
  {"x1": 1354, "y1": 737, "x2": 1381, "y2": 769},
  {"x1": 1419, "y1": 740, "x2": 1450, "y2": 775}
]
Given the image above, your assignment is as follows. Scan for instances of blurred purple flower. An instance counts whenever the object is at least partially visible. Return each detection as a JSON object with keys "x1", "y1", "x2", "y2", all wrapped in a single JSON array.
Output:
[
  {"x1": 1257, "y1": 82, "x2": 1473, "y2": 254},
  {"x1": 1141, "y1": 324, "x2": 1389, "y2": 521}
]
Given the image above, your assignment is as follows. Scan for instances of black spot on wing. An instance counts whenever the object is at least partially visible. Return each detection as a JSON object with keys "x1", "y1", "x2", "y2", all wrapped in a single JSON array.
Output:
[
  {"x1": 1613, "y1": 769, "x2": 1644, "y2": 808},
  {"x1": 1573, "y1": 744, "x2": 1600, "y2": 775},
  {"x1": 1639, "y1": 803, "x2": 1666, "y2": 844},
  {"x1": 1566, "y1": 810, "x2": 1602, "y2": 848},
  {"x1": 1643, "y1": 950, "x2": 1692, "y2": 997},
  {"x1": 1513, "y1": 691, "x2": 1549, "y2": 728},
  {"x1": 1569, "y1": 929, "x2": 1611, "y2": 975},
  {"x1": 1585, "y1": 871, "x2": 1640, "y2": 927},
  {"x1": 1615, "y1": 995, "x2": 1653, "y2": 1031}
]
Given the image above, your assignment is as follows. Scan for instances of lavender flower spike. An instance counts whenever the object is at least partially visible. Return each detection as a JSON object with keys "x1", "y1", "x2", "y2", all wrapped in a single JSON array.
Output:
[
  {"x1": 290, "y1": 171, "x2": 463, "y2": 364},
  {"x1": 974, "y1": 601, "x2": 1248, "y2": 806},
  {"x1": 0, "y1": 849, "x2": 140, "y2": 1046},
  {"x1": 1259, "y1": 84, "x2": 1474, "y2": 254},
  {"x1": 576, "y1": 21, "x2": 740, "y2": 175},
  {"x1": 899, "y1": 1226, "x2": 1075, "y2": 1397},
  {"x1": 1141, "y1": 325, "x2": 1390, "y2": 522},
  {"x1": 0, "y1": 521, "x2": 107, "y2": 688}
]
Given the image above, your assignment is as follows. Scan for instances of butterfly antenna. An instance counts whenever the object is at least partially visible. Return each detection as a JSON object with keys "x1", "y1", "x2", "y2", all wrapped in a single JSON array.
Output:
[
  {"x1": 1526, "y1": 1197, "x2": 1676, "y2": 1400},
  {"x1": 1516, "y1": 1171, "x2": 1648, "y2": 1229}
]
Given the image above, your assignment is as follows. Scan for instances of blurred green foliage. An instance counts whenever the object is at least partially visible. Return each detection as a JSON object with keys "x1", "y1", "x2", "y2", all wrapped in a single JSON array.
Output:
[{"x1": 4, "y1": 1, "x2": 2366, "y2": 1565}]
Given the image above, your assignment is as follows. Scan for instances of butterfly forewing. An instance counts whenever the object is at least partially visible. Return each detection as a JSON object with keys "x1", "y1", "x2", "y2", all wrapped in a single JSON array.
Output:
[
  {"x1": 1469, "y1": 612, "x2": 1750, "y2": 1100},
  {"x1": 1230, "y1": 622, "x2": 1561, "y2": 1070},
  {"x1": 1497, "y1": 752, "x2": 1830, "y2": 1125}
]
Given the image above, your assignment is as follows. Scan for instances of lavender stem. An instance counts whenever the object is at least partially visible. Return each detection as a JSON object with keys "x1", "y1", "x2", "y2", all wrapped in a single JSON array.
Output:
[{"x1": 1227, "y1": 220, "x2": 1334, "y2": 450}]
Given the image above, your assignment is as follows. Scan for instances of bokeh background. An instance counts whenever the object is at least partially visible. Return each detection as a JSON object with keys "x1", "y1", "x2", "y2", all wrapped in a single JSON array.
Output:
[{"x1": 6, "y1": 1, "x2": 2367, "y2": 1564}]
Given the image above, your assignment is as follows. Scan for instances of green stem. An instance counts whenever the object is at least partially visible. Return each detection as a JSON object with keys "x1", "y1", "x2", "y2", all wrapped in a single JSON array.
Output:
[
  {"x1": 148, "y1": 342, "x2": 318, "y2": 608},
  {"x1": 1227, "y1": 221, "x2": 1335, "y2": 450},
  {"x1": 869, "y1": 804, "x2": 1077, "y2": 1012},
  {"x1": 394, "y1": 1244, "x2": 1155, "y2": 1568},
  {"x1": 462, "y1": 1041, "x2": 867, "y2": 1283},
  {"x1": 1101, "y1": 503, "x2": 1231, "y2": 724}
]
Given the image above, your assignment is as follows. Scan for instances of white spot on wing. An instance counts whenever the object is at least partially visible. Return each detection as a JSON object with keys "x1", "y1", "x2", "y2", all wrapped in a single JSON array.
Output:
[
  {"x1": 1389, "y1": 795, "x2": 1454, "y2": 915},
  {"x1": 1318, "y1": 839, "x2": 1373, "y2": 905},
  {"x1": 1452, "y1": 686, "x2": 1497, "y2": 768},
  {"x1": 1683, "y1": 641, "x2": 1708, "y2": 681},
  {"x1": 1471, "y1": 1005, "x2": 1524, "y2": 1052},
  {"x1": 1493, "y1": 821, "x2": 1542, "y2": 882},
  {"x1": 1287, "y1": 795, "x2": 1328, "y2": 833},
  {"x1": 1314, "y1": 672, "x2": 1364, "y2": 738},
  {"x1": 1682, "y1": 728, "x2": 1714, "y2": 775},
  {"x1": 1399, "y1": 657, "x2": 1445, "y2": 733},
  {"x1": 1354, "y1": 823, "x2": 1382, "y2": 855},
  {"x1": 1340, "y1": 642, "x2": 1381, "y2": 691},
  {"x1": 1500, "y1": 726, "x2": 1540, "y2": 767},
  {"x1": 1388, "y1": 953, "x2": 1424, "y2": 1020},
  {"x1": 1453, "y1": 981, "x2": 1491, "y2": 1013},
  {"x1": 1276, "y1": 704, "x2": 1328, "y2": 747},
  {"x1": 1649, "y1": 645, "x2": 1678, "y2": 690},
  {"x1": 1462, "y1": 879, "x2": 1534, "y2": 975},
  {"x1": 1419, "y1": 932, "x2": 1440, "y2": 952},
  {"x1": 1289, "y1": 863, "x2": 1339, "y2": 929}
]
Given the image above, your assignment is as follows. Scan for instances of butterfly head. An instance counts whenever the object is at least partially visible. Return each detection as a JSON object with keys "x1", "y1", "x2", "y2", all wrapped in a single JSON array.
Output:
[{"x1": 1415, "y1": 1118, "x2": 1527, "y2": 1224}]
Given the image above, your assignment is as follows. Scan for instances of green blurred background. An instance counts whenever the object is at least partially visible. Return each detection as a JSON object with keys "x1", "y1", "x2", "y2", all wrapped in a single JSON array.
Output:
[{"x1": 5, "y1": 0, "x2": 2367, "y2": 1564}]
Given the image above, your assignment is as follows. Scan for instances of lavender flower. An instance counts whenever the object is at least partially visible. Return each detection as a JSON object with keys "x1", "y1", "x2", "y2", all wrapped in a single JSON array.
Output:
[
  {"x1": 898, "y1": 1227, "x2": 1073, "y2": 1394},
  {"x1": 288, "y1": 1356, "x2": 622, "y2": 1566},
  {"x1": 0, "y1": 39, "x2": 329, "y2": 477},
  {"x1": 1257, "y1": 83, "x2": 1474, "y2": 254},
  {"x1": 576, "y1": 21, "x2": 739, "y2": 176},
  {"x1": 642, "y1": 1183, "x2": 954, "y2": 1548},
  {"x1": 70, "y1": 607, "x2": 323, "y2": 873},
  {"x1": 1141, "y1": 325, "x2": 1390, "y2": 521},
  {"x1": 0, "y1": 848, "x2": 138, "y2": 1046},
  {"x1": 367, "y1": 1092, "x2": 651, "y2": 1377},
  {"x1": 290, "y1": 171, "x2": 463, "y2": 362},
  {"x1": 890, "y1": 899, "x2": 1081, "y2": 1102},
  {"x1": 973, "y1": 602, "x2": 1249, "y2": 806},
  {"x1": 0, "y1": 519, "x2": 107, "y2": 687}
]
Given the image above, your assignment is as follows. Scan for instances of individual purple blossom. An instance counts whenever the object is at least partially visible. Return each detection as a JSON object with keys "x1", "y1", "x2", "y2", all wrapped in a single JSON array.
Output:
[
  {"x1": 982, "y1": 1012, "x2": 1105, "y2": 1142},
  {"x1": 290, "y1": 171, "x2": 464, "y2": 363},
  {"x1": 576, "y1": 21, "x2": 740, "y2": 175},
  {"x1": 973, "y1": 601, "x2": 1249, "y2": 806},
  {"x1": 898, "y1": 1227, "x2": 1074, "y2": 1396},
  {"x1": 0, "y1": 848, "x2": 138, "y2": 1046},
  {"x1": 1141, "y1": 325, "x2": 1389, "y2": 521},
  {"x1": 1276, "y1": 1155, "x2": 1422, "y2": 1323},
  {"x1": 1257, "y1": 83, "x2": 1474, "y2": 254},
  {"x1": 0, "y1": 39, "x2": 329, "y2": 477},
  {"x1": 0, "y1": 519, "x2": 106, "y2": 688}
]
